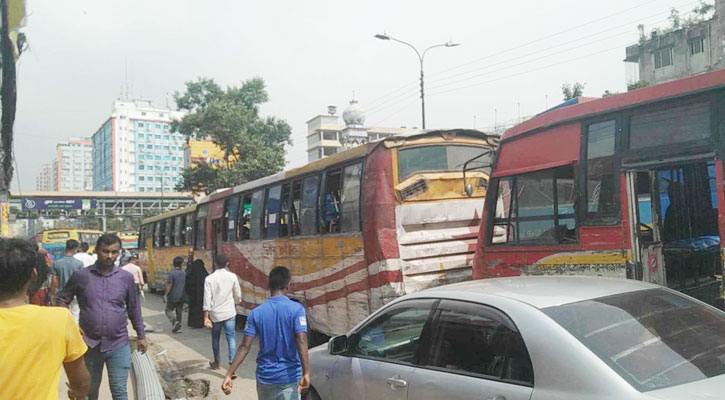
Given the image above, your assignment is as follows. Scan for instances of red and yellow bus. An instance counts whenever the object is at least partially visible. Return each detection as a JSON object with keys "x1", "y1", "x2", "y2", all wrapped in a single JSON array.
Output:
[
  {"x1": 474, "y1": 69, "x2": 725, "y2": 305},
  {"x1": 140, "y1": 129, "x2": 497, "y2": 338}
]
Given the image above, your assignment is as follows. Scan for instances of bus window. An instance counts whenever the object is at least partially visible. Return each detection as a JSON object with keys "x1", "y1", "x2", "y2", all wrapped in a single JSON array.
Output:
[
  {"x1": 280, "y1": 184, "x2": 291, "y2": 237},
  {"x1": 585, "y1": 120, "x2": 618, "y2": 223},
  {"x1": 341, "y1": 163, "x2": 363, "y2": 232},
  {"x1": 138, "y1": 226, "x2": 146, "y2": 249},
  {"x1": 492, "y1": 166, "x2": 577, "y2": 245},
  {"x1": 629, "y1": 102, "x2": 710, "y2": 150},
  {"x1": 154, "y1": 222, "x2": 161, "y2": 247},
  {"x1": 300, "y1": 175, "x2": 319, "y2": 235},
  {"x1": 174, "y1": 215, "x2": 183, "y2": 246},
  {"x1": 290, "y1": 181, "x2": 303, "y2": 236},
  {"x1": 184, "y1": 213, "x2": 194, "y2": 245},
  {"x1": 250, "y1": 190, "x2": 265, "y2": 240},
  {"x1": 228, "y1": 196, "x2": 240, "y2": 242},
  {"x1": 196, "y1": 204, "x2": 208, "y2": 250},
  {"x1": 164, "y1": 219, "x2": 172, "y2": 247},
  {"x1": 398, "y1": 145, "x2": 489, "y2": 181},
  {"x1": 265, "y1": 185, "x2": 282, "y2": 239},
  {"x1": 322, "y1": 169, "x2": 342, "y2": 234},
  {"x1": 79, "y1": 232, "x2": 101, "y2": 246},
  {"x1": 239, "y1": 194, "x2": 252, "y2": 240}
]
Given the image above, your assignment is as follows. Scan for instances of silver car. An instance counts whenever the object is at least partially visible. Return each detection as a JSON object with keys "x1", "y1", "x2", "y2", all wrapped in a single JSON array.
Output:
[{"x1": 306, "y1": 276, "x2": 725, "y2": 400}]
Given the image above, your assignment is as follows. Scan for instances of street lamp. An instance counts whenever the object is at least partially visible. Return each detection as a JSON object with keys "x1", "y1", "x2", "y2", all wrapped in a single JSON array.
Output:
[{"x1": 375, "y1": 33, "x2": 460, "y2": 129}]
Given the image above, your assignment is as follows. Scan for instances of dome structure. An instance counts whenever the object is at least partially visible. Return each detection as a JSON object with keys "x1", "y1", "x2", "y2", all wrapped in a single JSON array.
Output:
[{"x1": 342, "y1": 99, "x2": 366, "y2": 127}]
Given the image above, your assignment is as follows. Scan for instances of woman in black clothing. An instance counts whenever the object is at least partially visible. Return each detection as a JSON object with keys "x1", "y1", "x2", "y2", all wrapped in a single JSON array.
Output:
[{"x1": 185, "y1": 259, "x2": 208, "y2": 328}]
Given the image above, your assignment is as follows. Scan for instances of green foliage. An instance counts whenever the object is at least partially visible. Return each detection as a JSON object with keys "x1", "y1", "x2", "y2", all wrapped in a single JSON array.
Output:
[
  {"x1": 627, "y1": 80, "x2": 650, "y2": 91},
  {"x1": 602, "y1": 90, "x2": 619, "y2": 97},
  {"x1": 562, "y1": 82, "x2": 585, "y2": 101},
  {"x1": 173, "y1": 77, "x2": 292, "y2": 195},
  {"x1": 669, "y1": 8, "x2": 681, "y2": 29}
]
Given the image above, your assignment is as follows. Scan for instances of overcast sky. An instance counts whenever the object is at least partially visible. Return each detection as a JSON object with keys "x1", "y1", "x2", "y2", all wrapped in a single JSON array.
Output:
[{"x1": 12, "y1": 0, "x2": 693, "y2": 191}]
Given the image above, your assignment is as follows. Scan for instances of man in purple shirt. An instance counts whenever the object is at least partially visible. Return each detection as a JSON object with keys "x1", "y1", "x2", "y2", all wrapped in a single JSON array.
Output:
[{"x1": 57, "y1": 233, "x2": 147, "y2": 400}]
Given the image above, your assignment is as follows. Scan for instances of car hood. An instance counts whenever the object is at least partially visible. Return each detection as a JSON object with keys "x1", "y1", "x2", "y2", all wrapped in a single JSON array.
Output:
[{"x1": 646, "y1": 374, "x2": 725, "y2": 400}]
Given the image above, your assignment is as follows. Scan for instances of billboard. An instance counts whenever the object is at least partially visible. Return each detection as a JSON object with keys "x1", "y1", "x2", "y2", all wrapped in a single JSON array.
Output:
[{"x1": 22, "y1": 197, "x2": 96, "y2": 211}]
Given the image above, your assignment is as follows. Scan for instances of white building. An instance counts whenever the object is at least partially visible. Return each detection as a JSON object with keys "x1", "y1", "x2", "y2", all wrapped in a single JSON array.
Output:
[
  {"x1": 35, "y1": 163, "x2": 55, "y2": 191},
  {"x1": 55, "y1": 138, "x2": 93, "y2": 191},
  {"x1": 92, "y1": 100, "x2": 186, "y2": 192},
  {"x1": 306, "y1": 100, "x2": 419, "y2": 162}
]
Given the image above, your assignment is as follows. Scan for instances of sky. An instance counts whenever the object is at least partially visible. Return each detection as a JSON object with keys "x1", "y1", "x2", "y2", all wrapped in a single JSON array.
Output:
[{"x1": 11, "y1": 0, "x2": 700, "y2": 191}]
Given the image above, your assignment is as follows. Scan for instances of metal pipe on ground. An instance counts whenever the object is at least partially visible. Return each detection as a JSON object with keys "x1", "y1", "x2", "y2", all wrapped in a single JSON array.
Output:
[{"x1": 130, "y1": 350, "x2": 165, "y2": 400}]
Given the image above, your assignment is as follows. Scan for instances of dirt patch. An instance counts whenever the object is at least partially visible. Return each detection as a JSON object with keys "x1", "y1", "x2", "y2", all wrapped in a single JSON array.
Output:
[{"x1": 149, "y1": 342, "x2": 211, "y2": 399}]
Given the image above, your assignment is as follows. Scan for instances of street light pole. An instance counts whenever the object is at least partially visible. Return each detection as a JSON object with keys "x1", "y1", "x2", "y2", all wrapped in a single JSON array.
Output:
[{"x1": 375, "y1": 34, "x2": 459, "y2": 130}]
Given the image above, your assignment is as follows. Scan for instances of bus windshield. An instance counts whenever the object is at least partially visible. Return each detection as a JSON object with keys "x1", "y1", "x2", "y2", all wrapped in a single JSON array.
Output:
[
  {"x1": 544, "y1": 288, "x2": 725, "y2": 392},
  {"x1": 398, "y1": 145, "x2": 490, "y2": 181}
]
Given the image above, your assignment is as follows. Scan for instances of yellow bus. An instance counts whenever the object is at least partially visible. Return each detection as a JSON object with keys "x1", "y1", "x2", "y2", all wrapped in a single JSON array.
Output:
[
  {"x1": 138, "y1": 204, "x2": 197, "y2": 292},
  {"x1": 40, "y1": 229, "x2": 103, "y2": 260}
]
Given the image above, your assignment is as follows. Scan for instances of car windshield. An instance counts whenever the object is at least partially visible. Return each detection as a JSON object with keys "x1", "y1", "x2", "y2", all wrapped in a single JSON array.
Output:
[
  {"x1": 398, "y1": 145, "x2": 490, "y2": 181},
  {"x1": 543, "y1": 288, "x2": 725, "y2": 392}
]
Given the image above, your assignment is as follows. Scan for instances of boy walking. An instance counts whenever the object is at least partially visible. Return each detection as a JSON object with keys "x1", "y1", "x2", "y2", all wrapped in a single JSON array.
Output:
[
  {"x1": 51, "y1": 239, "x2": 84, "y2": 321},
  {"x1": 164, "y1": 256, "x2": 186, "y2": 333},
  {"x1": 222, "y1": 266, "x2": 310, "y2": 399}
]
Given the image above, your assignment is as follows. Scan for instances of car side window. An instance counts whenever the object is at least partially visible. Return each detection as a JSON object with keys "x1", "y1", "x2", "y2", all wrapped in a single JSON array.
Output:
[
  {"x1": 348, "y1": 299, "x2": 436, "y2": 365},
  {"x1": 424, "y1": 300, "x2": 534, "y2": 385}
]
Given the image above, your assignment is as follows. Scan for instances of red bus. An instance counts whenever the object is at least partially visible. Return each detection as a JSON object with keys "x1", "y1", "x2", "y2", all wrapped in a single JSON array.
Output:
[
  {"x1": 141, "y1": 129, "x2": 497, "y2": 340},
  {"x1": 474, "y1": 69, "x2": 725, "y2": 306}
]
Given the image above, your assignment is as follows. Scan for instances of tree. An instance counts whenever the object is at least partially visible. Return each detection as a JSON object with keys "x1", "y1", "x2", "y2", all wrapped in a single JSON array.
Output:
[
  {"x1": 561, "y1": 82, "x2": 585, "y2": 101},
  {"x1": 669, "y1": 8, "x2": 681, "y2": 29},
  {"x1": 173, "y1": 77, "x2": 292, "y2": 195},
  {"x1": 627, "y1": 80, "x2": 650, "y2": 91},
  {"x1": 602, "y1": 90, "x2": 619, "y2": 97}
]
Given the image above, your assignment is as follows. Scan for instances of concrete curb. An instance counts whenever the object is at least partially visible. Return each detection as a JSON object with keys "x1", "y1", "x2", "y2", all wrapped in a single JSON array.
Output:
[{"x1": 130, "y1": 350, "x2": 165, "y2": 400}]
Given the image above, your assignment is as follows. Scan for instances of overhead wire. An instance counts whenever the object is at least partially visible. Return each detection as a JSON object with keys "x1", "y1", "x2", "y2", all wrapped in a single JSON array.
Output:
[{"x1": 367, "y1": 0, "x2": 711, "y2": 123}]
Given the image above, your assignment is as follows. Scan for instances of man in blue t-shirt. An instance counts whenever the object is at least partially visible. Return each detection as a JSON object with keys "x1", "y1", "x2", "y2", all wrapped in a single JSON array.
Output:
[{"x1": 222, "y1": 266, "x2": 310, "y2": 399}]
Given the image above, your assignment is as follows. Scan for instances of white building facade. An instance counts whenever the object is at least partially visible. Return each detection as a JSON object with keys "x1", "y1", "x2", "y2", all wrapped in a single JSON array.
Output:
[
  {"x1": 306, "y1": 100, "x2": 419, "y2": 162},
  {"x1": 35, "y1": 163, "x2": 55, "y2": 191},
  {"x1": 92, "y1": 100, "x2": 186, "y2": 192},
  {"x1": 55, "y1": 138, "x2": 93, "y2": 191}
]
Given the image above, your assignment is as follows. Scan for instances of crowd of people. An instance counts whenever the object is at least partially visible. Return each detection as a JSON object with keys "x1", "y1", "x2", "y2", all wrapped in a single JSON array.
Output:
[{"x1": 0, "y1": 233, "x2": 311, "y2": 400}]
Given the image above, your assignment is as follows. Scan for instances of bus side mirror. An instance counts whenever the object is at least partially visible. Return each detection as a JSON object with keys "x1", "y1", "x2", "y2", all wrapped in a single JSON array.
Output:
[
  {"x1": 329, "y1": 335, "x2": 349, "y2": 355},
  {"x1": 465, "y1": 183, "x2": 473, "y2": 197}
]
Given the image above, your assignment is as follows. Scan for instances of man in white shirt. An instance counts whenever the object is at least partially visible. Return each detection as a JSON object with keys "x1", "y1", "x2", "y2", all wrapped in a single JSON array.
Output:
[
  {"x1": 203, "y1": 254, "x2": 242, "y2": 372},
  {"x1": 121, "y1": 254, "x2": 145, "y2": 296},
  {"x1": 73, "y1": 242, "x2": 96, "y2": 268}
]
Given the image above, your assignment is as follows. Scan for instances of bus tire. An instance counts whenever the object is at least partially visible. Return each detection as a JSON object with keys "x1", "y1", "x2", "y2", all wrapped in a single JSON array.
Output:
[
  {"x1": 303, "y1": 386, "x2": 322, "y2": 400},
  {"x1": 148, "y1": 286, "x2": 157, "y2": 294},
  {"x1": 235, "y1": 314, "x2": 248, "y2": 331}
]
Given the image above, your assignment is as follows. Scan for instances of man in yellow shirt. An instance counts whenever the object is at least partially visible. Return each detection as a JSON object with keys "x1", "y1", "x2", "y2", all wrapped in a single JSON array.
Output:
[{"x1": 0, "y1": 238, "x2": 90, "y2": 400}]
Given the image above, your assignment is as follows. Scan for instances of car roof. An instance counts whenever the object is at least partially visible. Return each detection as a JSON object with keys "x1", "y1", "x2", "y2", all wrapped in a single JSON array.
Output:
[{"x1": 421, "y1": 276, "x2": 657, "y2": 309}]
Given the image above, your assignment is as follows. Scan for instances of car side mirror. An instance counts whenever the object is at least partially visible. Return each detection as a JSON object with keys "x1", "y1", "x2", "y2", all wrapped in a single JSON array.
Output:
[{"x1": 329, "y1": 335, "x2": 349, "y2": 355}]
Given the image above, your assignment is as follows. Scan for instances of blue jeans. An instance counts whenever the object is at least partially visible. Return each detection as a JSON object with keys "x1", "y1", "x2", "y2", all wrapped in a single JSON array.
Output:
[
  {"x1": 256, "y1": 382, "x2": 300, "y2": 400},
  {"x1": 85, "y1": 343, "x2": 131, "y2": 400},
  {"x1": 212, "y1": 317, "x2": 236, "y2": 365}
]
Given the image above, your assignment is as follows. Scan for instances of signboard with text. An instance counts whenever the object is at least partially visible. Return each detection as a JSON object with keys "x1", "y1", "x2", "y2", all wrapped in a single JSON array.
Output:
[{"x1": 22, "y1": 197, "x2": 96, "y2": 211}]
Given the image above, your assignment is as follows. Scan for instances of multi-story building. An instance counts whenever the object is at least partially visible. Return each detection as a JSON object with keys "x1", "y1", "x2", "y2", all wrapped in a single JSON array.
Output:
[
  {"x1": 624, "y1": 2, "x2": 725, "y2": 85},
  {"x1": 306, "y1": 100, "x2": 419, "y2": 162},
  {"x1": 92, "y1": 100, "x2": 186, "y2": 192},
  {"x1": 35, "y1": 163, "x2": 55, "y2": 191},
  {"x1": 55, "y1": 138, "x2": 93, "y2": 191},
  {"x1": 183, "y1": 139, "x2": 228, "y2": 169}
]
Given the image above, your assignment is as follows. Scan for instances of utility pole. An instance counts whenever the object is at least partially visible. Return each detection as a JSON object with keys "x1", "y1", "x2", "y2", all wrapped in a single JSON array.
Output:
[{"x1": 375, "y1": 34, "x2": 460, "y2": 130}]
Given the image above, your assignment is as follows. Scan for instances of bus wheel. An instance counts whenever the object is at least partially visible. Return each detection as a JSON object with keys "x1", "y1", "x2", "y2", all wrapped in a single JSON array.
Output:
[
  {"x1": 148, "y1": 286, "x2": 157, "y2": 294},
  {"x1": 235, "y1": 314, "x2": 248, "y2": 332}
]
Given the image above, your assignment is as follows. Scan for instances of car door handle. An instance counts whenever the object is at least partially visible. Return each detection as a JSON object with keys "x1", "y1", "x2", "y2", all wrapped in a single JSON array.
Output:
[
  {"x1": 486, "y1": 396, "x2": 506, "y2": 400},
  {"x1": 386, "y1": 375, "x2": 408, "y2": 388}
]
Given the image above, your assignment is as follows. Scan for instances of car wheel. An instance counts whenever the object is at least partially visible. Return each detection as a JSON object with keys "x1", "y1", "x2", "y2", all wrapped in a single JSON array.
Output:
[{"x1": 303, "y1": 386, "x2": 322, "y2": 400}]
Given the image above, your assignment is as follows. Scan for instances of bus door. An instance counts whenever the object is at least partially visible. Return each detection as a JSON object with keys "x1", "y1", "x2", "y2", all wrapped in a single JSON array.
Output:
[
  {"x1": 626, "y1": 170, "x2": 667, "y2": 286},
  {"x1": 211, "y1": 218, "x2": 223, "y2": 257}
]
